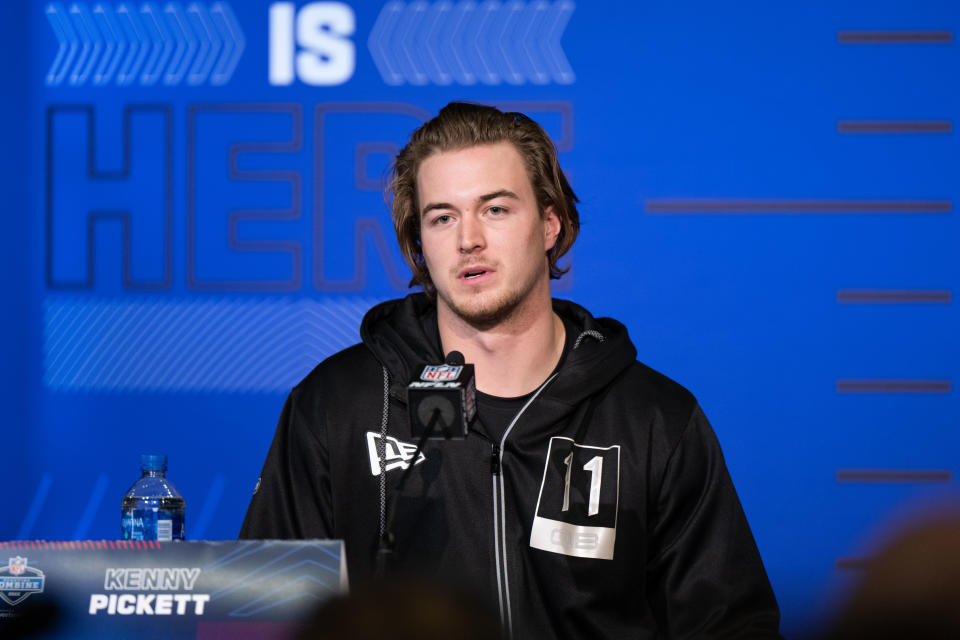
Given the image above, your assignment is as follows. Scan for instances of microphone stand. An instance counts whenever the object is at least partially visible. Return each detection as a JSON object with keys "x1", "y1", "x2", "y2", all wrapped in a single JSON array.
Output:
[{"x1": 375, "y1": 407, "x2": 443, "y2": 577}]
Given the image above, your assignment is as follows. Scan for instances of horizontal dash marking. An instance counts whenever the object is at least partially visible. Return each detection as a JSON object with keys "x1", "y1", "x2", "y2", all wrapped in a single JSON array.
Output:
[
  {"x1": 837, "y1": 469, "x2": 952, "y2": 483},
  {"x1": 837, "y1": 289, "x2": 952, "y2": 303},
  {"x1": 838, "y1": 120, "x2": 952, "y2": 133},
  {"x1": 837, "y1": 379, "x2": 951, "y2": 393},
  {"x1": 644, "y1": 199, "x2": 951, "y2": 214},
  {"x1": 838, "y1": 31, "x2": 953, "y2": 44}
]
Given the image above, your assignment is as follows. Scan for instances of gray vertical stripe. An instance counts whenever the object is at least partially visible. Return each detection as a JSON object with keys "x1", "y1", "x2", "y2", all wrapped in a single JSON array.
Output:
[{"x1": 496, "y1": 372, "x2": 560, "y2": 638}]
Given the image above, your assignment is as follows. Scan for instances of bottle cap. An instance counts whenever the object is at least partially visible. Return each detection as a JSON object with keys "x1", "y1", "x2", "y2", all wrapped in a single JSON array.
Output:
[{"x1": 140, "y1": 454, "x2": 168, "y2": 471}]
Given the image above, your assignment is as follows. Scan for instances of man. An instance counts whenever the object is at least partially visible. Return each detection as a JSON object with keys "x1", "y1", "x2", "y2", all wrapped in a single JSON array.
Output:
[{"x1": 240, "y1": 102, "x2": 781, "y2": 638}]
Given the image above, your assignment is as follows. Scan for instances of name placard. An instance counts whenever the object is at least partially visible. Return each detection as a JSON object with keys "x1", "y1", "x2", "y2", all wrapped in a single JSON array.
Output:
[{"x1": 0, "y1": 539, "x2": 347, "y2": 639}]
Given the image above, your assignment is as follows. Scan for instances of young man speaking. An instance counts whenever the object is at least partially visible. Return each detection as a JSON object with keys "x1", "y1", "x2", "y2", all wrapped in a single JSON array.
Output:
[{"x1": 240, "y1": 103, "x2": 782, "y2": 639}]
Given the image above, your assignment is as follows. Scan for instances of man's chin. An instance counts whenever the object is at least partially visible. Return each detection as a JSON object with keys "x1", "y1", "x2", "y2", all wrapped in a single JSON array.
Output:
[{"x1": 442, "y1": 291, "x2": 521, "y2": 330}]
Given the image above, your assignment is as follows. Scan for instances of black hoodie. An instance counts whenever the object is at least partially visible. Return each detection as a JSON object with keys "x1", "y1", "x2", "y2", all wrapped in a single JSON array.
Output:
[{"x1": 240, "y1": 294, "x2": 782, "y2": 639}]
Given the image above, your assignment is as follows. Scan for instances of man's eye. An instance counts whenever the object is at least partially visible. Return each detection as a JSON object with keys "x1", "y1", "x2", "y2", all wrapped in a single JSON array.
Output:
[
  {"x1": 433, "y1": 214, "x2": 452, "y2": 225},
  {"x1": 488, "y1": 206, "x2": 507, "y2": 215}
]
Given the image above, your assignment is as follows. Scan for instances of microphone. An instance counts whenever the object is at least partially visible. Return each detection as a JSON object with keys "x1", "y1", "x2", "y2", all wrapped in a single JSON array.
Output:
[
  {"x1": 377, "y1": 351, "x2": 478, "y2": 577},
  {"x1": 407, "y1": 351, "x2": 477, "y2": 440}
]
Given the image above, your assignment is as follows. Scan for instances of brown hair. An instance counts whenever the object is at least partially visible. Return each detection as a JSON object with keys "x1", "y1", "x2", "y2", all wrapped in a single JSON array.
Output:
[{"x1": 389, "y1": 102, "x2": 579, "y2": 296}]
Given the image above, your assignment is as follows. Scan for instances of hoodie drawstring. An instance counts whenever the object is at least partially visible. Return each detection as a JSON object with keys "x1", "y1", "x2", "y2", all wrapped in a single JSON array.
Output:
[
  {"x1": 573, "y1": 329, "x2": 605, "y2": 350},
  {"x1": 377, "y1": 365, "x2": 390, "y2": 539}
]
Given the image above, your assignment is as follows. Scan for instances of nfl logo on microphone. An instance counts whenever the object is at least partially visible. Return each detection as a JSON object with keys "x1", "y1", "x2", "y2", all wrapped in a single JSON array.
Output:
[{"x1": 420, "y1": 365, "x2": 463, "y2": 381}]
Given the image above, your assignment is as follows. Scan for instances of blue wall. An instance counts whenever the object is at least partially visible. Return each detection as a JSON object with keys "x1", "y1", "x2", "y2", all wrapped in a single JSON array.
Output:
[{"x1": 3, "y1": 1, "x2": 959, "y2": 636}]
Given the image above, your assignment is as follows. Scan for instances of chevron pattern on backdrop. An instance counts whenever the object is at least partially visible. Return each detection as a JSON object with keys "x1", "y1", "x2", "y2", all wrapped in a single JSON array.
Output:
[
  {"x1": 43, "y1": 297, "x2": 381, "y2": 392},
  {"x1": 44, "y1": 2, "x2": 246, "y2": 87},
  {"x1": 368, "y1": 0, "x2": 575, "y2": 86}
]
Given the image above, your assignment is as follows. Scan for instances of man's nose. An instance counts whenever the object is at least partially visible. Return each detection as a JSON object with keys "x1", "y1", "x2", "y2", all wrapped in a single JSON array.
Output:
[{"x1": 458, "y1": 212, "x2": 485, "y2": 253}]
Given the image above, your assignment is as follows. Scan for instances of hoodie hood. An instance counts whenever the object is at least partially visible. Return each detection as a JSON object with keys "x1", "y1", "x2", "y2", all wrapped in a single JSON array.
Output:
[
  {"x1": 360, "y1": 294, "x2": 445, "y2": 389},
  {"x1": 546, "y1": 298, "x2": 637, "y2": 405},
  {"x1": 360, "y1": 293, "x2": 637, "y2": 411}
]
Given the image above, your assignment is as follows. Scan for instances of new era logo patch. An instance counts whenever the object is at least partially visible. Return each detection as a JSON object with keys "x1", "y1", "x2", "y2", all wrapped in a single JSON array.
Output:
[{"x1": 366, "y1": 432, "x2": 426, "y2": 476}]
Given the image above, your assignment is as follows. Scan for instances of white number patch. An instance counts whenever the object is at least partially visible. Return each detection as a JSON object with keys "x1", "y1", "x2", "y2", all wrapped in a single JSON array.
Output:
[{"x1": 530, "y1": 437, "x2": 621, "y2": 560}]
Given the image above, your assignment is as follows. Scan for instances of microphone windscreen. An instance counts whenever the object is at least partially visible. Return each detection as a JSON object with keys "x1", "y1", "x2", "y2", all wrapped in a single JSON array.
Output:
[{"x1": 445, "y1": 350, "x2": 465, "y2": 366}]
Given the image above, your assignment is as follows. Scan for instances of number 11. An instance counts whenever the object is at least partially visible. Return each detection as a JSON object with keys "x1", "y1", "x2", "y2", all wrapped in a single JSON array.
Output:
[{"x1": 562, "y1": 453, "x2": 603, "y2": 516}]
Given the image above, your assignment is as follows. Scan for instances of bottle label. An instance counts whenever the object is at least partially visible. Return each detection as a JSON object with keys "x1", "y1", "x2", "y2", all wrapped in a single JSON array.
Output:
[{"x1": 121, "y1": 508, "x2": 184, "y2": 541}]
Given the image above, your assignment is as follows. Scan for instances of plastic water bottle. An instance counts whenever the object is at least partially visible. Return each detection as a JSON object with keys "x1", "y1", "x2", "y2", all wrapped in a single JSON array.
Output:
[{"x1": 121, "y1": 454, "x2": 185, "y2": 541}]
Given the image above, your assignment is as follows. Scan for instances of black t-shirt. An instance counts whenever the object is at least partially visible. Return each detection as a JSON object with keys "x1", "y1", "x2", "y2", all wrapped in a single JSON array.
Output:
[{"x1": 475, "y1": 316, "x2": 576, "y2": 442}]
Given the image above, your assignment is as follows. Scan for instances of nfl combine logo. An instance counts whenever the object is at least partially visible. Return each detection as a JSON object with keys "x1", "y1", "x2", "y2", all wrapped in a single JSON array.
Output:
[{"x1": 0, "y1": 557, "x2": 46, "y2": 607}]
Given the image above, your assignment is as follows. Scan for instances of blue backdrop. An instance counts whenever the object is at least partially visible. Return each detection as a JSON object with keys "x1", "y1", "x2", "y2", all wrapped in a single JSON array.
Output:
[{"x1": 3, "y1": 1, "x2": 959, "y2": 636}]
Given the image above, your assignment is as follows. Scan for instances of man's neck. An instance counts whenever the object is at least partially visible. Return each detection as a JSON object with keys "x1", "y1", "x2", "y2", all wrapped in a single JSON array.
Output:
[{"x1": 437, "y1": 290, "x2": 565, "y2": 398}]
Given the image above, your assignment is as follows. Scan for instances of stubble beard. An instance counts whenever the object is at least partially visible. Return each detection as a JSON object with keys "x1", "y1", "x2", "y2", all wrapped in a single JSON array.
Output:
[{"x1": 437, "y1": 263, "x2": 547, "y2": 331}]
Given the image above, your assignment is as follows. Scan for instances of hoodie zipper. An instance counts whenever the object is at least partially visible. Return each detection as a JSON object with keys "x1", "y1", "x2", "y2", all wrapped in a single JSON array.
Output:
[{"x1": 491, "y1": 372, "x2": 559, "y2": 639}]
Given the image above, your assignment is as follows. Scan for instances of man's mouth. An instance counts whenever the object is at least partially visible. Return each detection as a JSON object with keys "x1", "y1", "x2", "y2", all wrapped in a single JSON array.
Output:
[{"x1": 458, "y1": 266, "x2": 493, "y2": 281}]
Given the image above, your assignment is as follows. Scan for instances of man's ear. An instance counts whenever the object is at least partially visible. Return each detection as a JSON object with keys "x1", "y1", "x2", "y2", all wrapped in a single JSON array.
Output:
[{"x1": 543, "y1": 205, "x2": 561, "y2": 251}]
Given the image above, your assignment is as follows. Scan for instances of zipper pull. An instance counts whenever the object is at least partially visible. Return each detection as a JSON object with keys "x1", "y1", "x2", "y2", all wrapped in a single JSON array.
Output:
[{"x1": 490, "y1": 443, "x2": 501, "y2": 476}]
